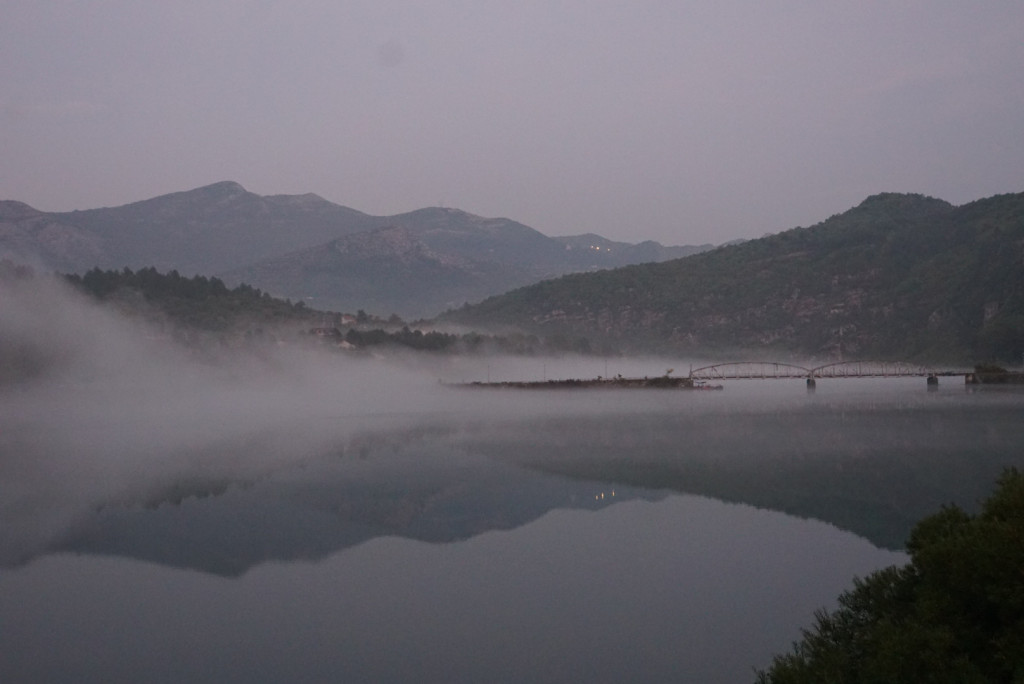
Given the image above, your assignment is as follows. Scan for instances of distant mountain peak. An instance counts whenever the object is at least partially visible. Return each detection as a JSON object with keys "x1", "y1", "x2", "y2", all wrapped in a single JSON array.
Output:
[
  {"x1": 397, "y1": 206, "x2": 484, "y2": 225},
  {"x1": 0, "y1": 200, "x2": 43, "y2": 221},
  {"x1": 852, "y1": 192, "x2": 952, "y2": 214},
  {"x1": 195, "y1": 180, "x2": 248, "y2": 196}
]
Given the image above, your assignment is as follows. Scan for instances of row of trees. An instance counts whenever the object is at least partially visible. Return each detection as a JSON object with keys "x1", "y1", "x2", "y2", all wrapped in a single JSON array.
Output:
[
  {"x1": 65, "y1": 266, "x2": 314, "y2": 333},
  {"x1": 317, "y1": 326, "x2": 599, "y2": 356}
]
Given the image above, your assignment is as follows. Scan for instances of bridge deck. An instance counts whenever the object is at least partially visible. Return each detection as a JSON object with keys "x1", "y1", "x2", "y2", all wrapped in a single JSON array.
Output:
[{"x1": 688, "y1": 361, "x2": 969, "y2": 380}]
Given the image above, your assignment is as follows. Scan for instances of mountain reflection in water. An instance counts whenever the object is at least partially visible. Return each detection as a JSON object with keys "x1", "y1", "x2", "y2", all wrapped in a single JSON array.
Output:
[
  {"x1": 53, "y1": 443, "x2": 665, "y2": 576},
  {"x1": 12, "y1": 383, "x2": 1024, "y2": 574},
  {"x1": 2, "y1": 379, "x2": 1023, "y2": 682},
  {"x1": 3, "y1": 494, "x2": 904, "y2": 684}
]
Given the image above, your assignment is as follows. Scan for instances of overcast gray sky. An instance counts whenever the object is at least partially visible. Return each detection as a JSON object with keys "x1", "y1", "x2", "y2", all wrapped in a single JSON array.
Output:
[{"x1": 2, "y1": 1, "x2": 1022, "y2": 245}]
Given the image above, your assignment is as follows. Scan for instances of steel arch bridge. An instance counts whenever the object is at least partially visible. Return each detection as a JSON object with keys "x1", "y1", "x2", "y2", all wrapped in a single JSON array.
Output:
[{"x1": 687, "y1": 360, "x2": 950, "y2": 381}]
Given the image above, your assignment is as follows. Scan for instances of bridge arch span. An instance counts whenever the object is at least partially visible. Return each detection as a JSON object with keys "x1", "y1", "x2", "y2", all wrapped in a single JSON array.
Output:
[
  {"x1": 809, "y1": 361, "x2": 937, "y2": 378},
  {"x1": 688, "y1": 360, "x2": 953, "y2": 381},
  {"x1": 689, "y1": 361, "x2": 811, "y2": 380}
]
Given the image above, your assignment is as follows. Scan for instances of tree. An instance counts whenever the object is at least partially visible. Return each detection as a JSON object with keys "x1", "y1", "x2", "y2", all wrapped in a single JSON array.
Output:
[{"x1": 756, "y1": 468, "x2": 1024, "y2": 683}]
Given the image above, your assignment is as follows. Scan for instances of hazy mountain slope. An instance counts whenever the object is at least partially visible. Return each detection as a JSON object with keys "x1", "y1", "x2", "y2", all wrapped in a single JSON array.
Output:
[
  {"x1": 48, "y1": 181, "x2": 382, "y2": 274},
  {"x1": 388, "y1": 209, "x2": 714, "y2": 271},
  {"x1": 222, "y1": 208, "x2": 573, "y2": 316},
  {"x1": 2, "y1": 183, "x2": 714, "y2": 318},
  {"x1": 222, "y1": 206, "x2": 717, "y2": 318},
  {"x1": 219, "y1": 214, "x2": 561, "y2": 315},
  {"x1": 223, "y1": 225, "x2": 533, "y2": 318},
  {"x1": 553, "y1": 233, "x2": 713, "y2": 267},
  {"x1": 0, "y1": 201, "x2": 106, "y2": 272},
  {"x1": 443, "y1": 192, "x2": 1024, "y2": 363},
  {"x1": 385, "y1": 207, "x2": 568, "y2": 271}
]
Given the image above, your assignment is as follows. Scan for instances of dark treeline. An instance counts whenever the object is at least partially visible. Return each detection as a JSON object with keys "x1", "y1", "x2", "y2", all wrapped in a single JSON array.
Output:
[
  {"x1": 65, "y1": 266, "x2": 312, "y2": 332},
  {"x1": 62, "y1": 266, "x2": 603, "y2": 356},
  {"x1": 318, "y1": 325, "x2": 598, "y2": 356},
  {"x1": 71, "y1": 266, "x2": 236, "y2": 300}
]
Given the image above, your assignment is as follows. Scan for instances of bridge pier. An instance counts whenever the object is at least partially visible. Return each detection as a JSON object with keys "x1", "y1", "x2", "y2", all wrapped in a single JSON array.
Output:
[
  {"x1": 927, "y1": 374, "x2": 939, "y2": 390},
  {"x1": 806, "y1": 377, "x2": 816, "y2": 393}
]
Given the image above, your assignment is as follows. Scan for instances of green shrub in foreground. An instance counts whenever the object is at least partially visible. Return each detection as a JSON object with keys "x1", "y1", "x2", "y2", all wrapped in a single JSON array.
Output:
[{"x1": 756, "y1": 468, "x2": 1024, "y2": 683}]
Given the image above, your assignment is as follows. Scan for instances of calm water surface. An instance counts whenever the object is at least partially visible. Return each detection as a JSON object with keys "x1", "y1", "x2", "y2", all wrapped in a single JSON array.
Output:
[{"x1": 3, "y1": 375, "x2": 1022, "y2": 683}]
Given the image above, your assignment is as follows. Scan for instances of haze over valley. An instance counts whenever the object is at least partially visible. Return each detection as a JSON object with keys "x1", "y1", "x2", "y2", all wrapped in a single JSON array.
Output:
[
  {"x1": 4, "y1": 2, "x2": 1024, "y2": 681},
  {"x1": 4, "y1": 185, "x2": 1024, "y2": 683},
  {"x1": 4, "y1": 258, "x2": 1024, "y2": 682}
]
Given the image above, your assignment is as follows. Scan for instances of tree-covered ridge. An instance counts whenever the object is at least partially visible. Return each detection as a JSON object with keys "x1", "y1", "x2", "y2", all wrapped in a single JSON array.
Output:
[
  {"x1": 60, "y1": 266, "x2": 597, "y2": 357},
  {"x1": 65, "y1": 266, "x2": 314, "y2": 332},
  {"x1": 445, "y1": 192, "x2": 1024, "y2": 363},
  {"x1": 756, "y1": 468, "x2": 1024, "y2": 683}
]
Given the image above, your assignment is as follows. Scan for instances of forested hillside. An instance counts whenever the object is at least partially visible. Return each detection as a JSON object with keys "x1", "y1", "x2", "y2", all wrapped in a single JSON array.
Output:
[
  {"x1": 54, "y1": 266, "x2": 581, "y2": 357},
  {"x1": 444, "y1": 192, "x2": 1024, "y2": 363}
]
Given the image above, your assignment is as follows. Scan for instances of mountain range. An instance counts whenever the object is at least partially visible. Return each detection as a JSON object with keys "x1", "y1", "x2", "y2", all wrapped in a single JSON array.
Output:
[
  {"x1": 7, "y1": 182, "x2": 1021, "y2": 363},
  {"x1": 443, "y1": 192, "x2": 1024, "y2": 364},
  {"x1": 0, "y1": 181, "x2": 711, "y2": 318}
]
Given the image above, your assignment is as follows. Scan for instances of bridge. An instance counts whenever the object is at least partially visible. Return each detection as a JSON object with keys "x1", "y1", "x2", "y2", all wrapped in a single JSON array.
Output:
[{"x1": 688, "y1": 361, "x2": 971, "y2": 386}]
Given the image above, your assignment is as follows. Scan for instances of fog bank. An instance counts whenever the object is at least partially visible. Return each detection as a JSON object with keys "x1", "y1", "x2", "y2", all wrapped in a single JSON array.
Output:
[{"x1": 1, "y1": 277, "x2": 465, "y2": 563}]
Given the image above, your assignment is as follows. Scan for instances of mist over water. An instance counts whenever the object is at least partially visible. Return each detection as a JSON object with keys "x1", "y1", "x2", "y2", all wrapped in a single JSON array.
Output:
[
  {"x1": 4, "y1": 276, "x2": 1021, "y2": 563},
  {"x1": 0, "y1": 278, "x2": 709, "y2": 564},
  {"x1": 3, "y1": 277, "x2": 1024, "y2": 682},
  {"x1": 1, "y1": 277, "x2": 444, "y2": 560}
]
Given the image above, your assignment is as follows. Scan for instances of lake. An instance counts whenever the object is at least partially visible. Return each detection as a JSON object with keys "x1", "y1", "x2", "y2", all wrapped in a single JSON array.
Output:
[{"x1": 3, "y1": 362, "x2": 1023, "y2": 683}]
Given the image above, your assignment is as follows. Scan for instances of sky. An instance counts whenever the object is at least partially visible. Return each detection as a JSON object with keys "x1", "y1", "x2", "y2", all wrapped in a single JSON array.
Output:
[{"x1": 2, "y1": 1, "x2": 1022, "y2": 245}]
